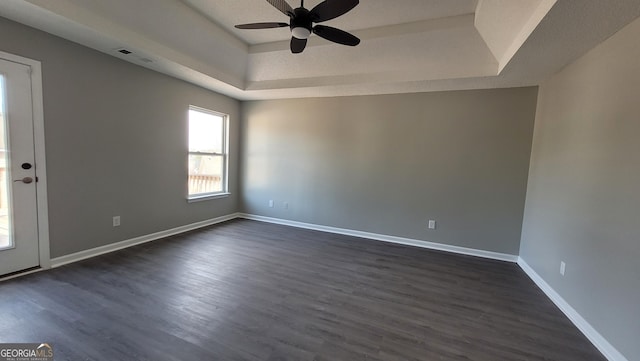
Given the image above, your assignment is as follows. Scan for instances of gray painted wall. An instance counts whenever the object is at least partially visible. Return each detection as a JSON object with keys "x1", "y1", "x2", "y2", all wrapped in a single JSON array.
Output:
[
  {"x1": 520, "y1": 17, "x2": 640, "y2": 361},
  {"x1": 0, "y1": 17, "x2": 241, "y2": 258},
  {"x1": 241, "y1": 88, "x2": 538, "y2": 255}
]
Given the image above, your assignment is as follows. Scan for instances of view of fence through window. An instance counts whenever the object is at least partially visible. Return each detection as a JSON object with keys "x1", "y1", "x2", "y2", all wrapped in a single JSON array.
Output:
[
  {"x1": 0, "y1": 76, "x2": 12, "y2": 249},
  {"x1": 188, "y1": 107, "x2": 227, "y2": 197}
]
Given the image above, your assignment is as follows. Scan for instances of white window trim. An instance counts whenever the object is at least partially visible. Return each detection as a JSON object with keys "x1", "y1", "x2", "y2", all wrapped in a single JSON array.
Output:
[
  {"x1": 187, "y1": 105, "x2": 229, "y2": 201},
  {"x1": 187, "y1": 192, "x2": 231, "y2": 203}
]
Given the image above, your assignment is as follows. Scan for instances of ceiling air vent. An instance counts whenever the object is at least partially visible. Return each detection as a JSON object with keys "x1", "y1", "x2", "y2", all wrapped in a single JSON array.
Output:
[{"x1": 114, "y1": 48, "x2": 153, "y2": 64}]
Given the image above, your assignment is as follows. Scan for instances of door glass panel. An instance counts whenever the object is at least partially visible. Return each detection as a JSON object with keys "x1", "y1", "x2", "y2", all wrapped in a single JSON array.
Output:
[{"x1": 0, "y1": 75, "x2": 13, "y2": 250}]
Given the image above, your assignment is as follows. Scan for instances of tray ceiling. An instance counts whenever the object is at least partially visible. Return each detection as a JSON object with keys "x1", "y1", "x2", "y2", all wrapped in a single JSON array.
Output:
[
  {"x1": 1, "y1": 0, "x2": 639, "y2": 100},
  {"x1": 183, "y1": 0, "x2": 479, "y2": 45}
]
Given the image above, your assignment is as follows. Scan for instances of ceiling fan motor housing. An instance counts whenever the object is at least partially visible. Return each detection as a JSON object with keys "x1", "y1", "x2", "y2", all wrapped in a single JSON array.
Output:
[{"x1": 290, "y1": 7, "x2": 313, "y2": 39}]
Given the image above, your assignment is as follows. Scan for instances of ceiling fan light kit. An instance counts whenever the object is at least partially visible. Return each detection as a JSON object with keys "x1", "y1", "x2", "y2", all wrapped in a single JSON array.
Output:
[
  {"x1": 292, "y1": 27, "x2": 311, "y2": 39},
  {"x1": 235, "y1": 0, "x2": 361, "y2": 54}
]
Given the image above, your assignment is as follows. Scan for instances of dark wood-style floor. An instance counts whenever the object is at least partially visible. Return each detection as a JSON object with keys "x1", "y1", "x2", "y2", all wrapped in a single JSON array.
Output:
[{"x1": 0, "y1": 219, "x2": 604, "y2": 361}]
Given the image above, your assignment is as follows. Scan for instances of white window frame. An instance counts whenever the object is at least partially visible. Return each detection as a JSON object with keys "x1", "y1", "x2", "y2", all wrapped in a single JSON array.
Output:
[{"x1": 187, "y1": 105, "x2": 229, "y2": 202}]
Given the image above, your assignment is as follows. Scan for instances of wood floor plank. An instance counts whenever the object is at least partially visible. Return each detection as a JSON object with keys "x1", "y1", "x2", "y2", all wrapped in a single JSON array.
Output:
[{"x1": 0, "y1": 219, "x2": 606, "y2": 360}]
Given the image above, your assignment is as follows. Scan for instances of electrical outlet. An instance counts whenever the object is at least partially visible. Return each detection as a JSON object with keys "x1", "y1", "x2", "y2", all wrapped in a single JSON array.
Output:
[
  {"x1": 428, "y1": 220, "x2": 436, "y2": 230},
  {"x1": 560, "y1": 261, "x2": 566, "y2": 276},
  {"x1": 113, "y1": 216, "x2": 121, "y2": 227},
  {"x1": 268, "y1": 200, "x2": 274, "y2": 208}
]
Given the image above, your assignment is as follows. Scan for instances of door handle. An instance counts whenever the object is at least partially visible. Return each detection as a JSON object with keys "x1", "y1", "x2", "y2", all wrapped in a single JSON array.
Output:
[{"x1": 13, "y1": 177, "x2": 34, "y2": 184}]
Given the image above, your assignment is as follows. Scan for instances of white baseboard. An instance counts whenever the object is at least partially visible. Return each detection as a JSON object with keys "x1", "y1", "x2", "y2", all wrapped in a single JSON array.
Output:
[
  {"x1": 518, "y1": 258, "x2": 628, "y2": 361},
  {"x1": 51, "y1": 213, "x2": 240, "y2": 268},
  {"x1": 50, "y1": 212, "x2": 517, "y2": 269},
  {"x1": 238, "y1": 213, "x2": 518, "y2": 263}
]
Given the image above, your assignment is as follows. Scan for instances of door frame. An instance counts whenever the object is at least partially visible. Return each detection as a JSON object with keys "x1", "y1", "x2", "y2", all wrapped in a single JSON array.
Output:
[{"x1": 0, "y1": 50, "x2": 50, "y2": 271}]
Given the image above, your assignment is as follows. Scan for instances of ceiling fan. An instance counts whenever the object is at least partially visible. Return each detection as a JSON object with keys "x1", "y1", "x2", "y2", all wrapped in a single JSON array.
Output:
[{"x1": 235, "y1": 0, "x2": 360, "y2": 54}]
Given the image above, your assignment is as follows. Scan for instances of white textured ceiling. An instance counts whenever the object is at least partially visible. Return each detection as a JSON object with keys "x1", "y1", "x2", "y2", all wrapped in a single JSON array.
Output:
[
  {"x1": 182, "y1": 0, "x2": 478, "y2": 44},
  {"x1": 1, "y1": 0, "x2": 639, "y2": 100}
]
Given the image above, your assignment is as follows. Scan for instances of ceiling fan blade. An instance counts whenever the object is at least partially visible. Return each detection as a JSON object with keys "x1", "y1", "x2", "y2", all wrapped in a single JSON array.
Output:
[
  {"x1": 310, "y1": 0, "x2": 359, "y2": 23},
  {"x1": 235, "y1": 22, "x2": 289, "y2": 29},
  {"x1": 291, "y1": 37, "x2": 307, "y2": 53},
  {"x1": 266, "y1": 0, "x2": 294, "y2": 17},
  {"x1": 313, "y1": 25, "x2": 360, "y2": 46}
]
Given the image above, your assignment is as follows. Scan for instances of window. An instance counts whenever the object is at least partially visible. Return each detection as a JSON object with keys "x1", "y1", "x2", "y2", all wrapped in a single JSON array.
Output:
[{"x1": 188, "y1": 106, "x2": 228, "y2": 199}]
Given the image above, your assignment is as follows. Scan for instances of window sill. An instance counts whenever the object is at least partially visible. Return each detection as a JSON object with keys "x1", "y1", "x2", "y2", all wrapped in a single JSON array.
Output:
[{"x1": 187, "y1": 192, "x2": 231, "y2": 203}]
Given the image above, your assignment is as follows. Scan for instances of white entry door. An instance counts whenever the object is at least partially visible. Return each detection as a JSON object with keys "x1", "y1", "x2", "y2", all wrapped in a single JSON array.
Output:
[{"x1": 0, "y1": 57, "x2": 41, "y2": 276}]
